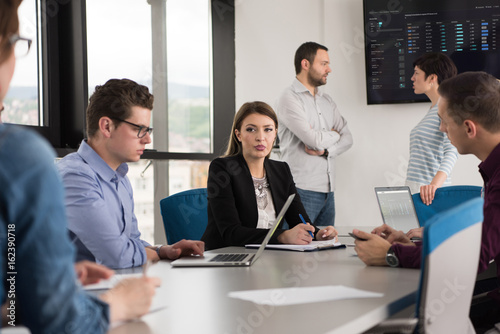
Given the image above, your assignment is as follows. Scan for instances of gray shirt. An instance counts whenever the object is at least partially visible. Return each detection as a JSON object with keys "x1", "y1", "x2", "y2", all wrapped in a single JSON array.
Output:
[{"x1": 276, "y1": 78, "x2": 353, "y2": 193}]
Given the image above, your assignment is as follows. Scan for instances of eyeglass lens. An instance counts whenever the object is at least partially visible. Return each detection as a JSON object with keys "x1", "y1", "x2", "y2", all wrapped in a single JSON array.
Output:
[
  {"x1": 13, "y1": 38, "x2": 31, "y2": 58},
  {"x1": 138, "y1": 127, "x2": 153, "y2": 138}
]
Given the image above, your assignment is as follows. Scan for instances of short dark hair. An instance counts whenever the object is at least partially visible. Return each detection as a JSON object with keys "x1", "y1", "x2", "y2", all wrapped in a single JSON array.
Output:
[
  {"x1": 224, "y1": 101, "x2": 278, "y2": 158},
  {"x1": 294, "y1": 42, "x2": 328, "y2": 75},
  {"x1": 413, "y1": 53, "x2": 457, "y2": 84},
  {"x1": 439, "y1": 71, "x2": 500, "y2": 133},
  {"x1": 0, "y1": 0, "x2": 22, "y2": 64},
  {"x1": 86, "y1": 79, "x2": 154, "y2": 138}
]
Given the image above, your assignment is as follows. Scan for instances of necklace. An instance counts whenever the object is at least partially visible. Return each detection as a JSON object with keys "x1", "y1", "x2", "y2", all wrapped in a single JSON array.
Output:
[{"x1": 252, "y1": 174, "x2": 269, "y2": 210}]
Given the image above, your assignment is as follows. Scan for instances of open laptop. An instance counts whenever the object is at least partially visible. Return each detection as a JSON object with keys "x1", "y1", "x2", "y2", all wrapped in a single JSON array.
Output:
[
  {"x1": 171, "y1": 194, "x2": 295, "y2": 267},
  {"x1": 374, "y1": 186, "x2": 420, "y2": 232}
]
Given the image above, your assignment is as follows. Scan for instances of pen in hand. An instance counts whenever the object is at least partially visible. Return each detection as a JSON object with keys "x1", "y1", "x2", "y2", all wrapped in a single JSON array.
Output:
[{"x1": 299, "y1": 214, "x2": 314, "y2": 238}]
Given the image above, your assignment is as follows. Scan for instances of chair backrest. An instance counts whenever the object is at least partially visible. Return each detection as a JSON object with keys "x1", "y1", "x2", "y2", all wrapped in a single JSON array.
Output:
[
  {"x1": 412, "y1": 185, "x2": 482, "y2": 226},
  {"x1": 160, "y1": 188, "x2": 208, "y2": 245},
  {"x1": 417, "y1": 197, "x2": 484, "y2": 334}
]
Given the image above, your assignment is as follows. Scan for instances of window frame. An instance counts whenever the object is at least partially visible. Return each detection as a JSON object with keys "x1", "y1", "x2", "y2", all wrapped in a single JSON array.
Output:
[
  {"x1": 30, "y1": 0, "x2": 235, "y2": 160},
  {"x1": 30, "y1": 0, "x2": 235, "y2": 244}
]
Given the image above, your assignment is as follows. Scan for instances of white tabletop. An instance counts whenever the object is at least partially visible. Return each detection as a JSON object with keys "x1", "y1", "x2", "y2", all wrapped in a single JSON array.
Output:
[{"x1": 108, "y1": 241, "x2": 420, "y2": 334}]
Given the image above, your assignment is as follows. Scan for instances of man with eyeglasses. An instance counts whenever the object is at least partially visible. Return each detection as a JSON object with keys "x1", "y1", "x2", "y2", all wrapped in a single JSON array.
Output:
[{"x1": 58, "y1": 78, "x2": 204, "y2": 269}]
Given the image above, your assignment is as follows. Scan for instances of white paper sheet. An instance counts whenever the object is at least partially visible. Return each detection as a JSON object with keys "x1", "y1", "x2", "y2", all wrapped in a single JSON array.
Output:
[
  {"x1": 82, "y1": 273, "x2": 143, "y2": 291},
  {"x1": 228, "y1": 285, "x2": 383, "y2": 306}
]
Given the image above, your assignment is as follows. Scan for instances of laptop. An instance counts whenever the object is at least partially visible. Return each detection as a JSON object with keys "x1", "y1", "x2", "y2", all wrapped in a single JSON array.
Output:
[
  {"x1": 374, "y1": 186, "x2": 420, "y2": 232},
  {"x1": 171, "y1": 194, "x2": 295, "y2": 267}
]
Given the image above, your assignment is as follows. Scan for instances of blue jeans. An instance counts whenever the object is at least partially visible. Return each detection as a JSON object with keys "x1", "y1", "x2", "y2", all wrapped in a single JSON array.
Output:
[{"x1": 296, "y1": 188, "x2": 335, "y2": 227}]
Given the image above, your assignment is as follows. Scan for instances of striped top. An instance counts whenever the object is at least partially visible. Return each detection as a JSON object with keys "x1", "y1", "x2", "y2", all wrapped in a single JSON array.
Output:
[{"x1": 406, "y1": 104, "x2": 458, "y2": 186}]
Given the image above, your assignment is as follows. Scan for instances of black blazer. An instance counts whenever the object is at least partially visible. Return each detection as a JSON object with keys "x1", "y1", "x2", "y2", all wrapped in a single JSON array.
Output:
[{"x1": 201, "y1": 154, "x2": 316, "y2": 250}]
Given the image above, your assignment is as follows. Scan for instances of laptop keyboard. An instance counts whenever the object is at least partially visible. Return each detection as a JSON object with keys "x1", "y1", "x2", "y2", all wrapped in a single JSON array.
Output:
[{"x1": 209, "y1": 254, "x2": 248, "y2": 262}]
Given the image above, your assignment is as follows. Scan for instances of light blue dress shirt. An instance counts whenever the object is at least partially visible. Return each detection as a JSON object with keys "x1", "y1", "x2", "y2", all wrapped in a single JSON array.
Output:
[
  {"x1": 57, "y1": 140, "x2": 150, "y2": 269},
  {"x1": 0, "y1": 124, "x2": 109, "y2": 333}
]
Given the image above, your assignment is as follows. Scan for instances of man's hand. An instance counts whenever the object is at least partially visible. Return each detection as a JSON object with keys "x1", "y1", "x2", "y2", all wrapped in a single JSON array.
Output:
[
  {"x1": 371, "y1": 224, "x2": 413, "y2": 245},
  {"x1": 74, "y1": 260, "x2": 114, "y2": 286},
  {"x1": 316, "y1": 226, "x2": 338, "y2": 241},
  {"x1": 100, "y1": 276, "x2": 161, "y2": 323},
  {"x1": 352, "y1": 229, "x2": 391, "y2": 266},
  {"x1": 304, "y1": 145, "x2": 325, "y2": 156},
  {"x1": 420, "y1": 184, "x2": 438, "y2": 205},
  {"x1": 277, "y1": 223, "x2": 314, "y2": 244},
  {"x1": 406, "y1": 227, "x2": 423, "y2": 239},
  {"x1": 161, "y1": 239, "x2": 205, "y2": 260}
]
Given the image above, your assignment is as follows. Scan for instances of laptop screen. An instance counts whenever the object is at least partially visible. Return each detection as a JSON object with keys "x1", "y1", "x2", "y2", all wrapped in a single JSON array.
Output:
[{"x1": 374, "y1": 186, "x2": 420, "y2": 232}]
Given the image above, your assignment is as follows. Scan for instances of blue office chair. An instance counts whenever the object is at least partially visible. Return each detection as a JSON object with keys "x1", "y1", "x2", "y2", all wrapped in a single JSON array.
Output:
[
  {"x1": 413, "y1": 185, "x2": 482, "y2": 226},
  {"x1": 160, "y1": 188, "x2": 208, "y2": 245},
  {"x1": 365, "y1": 197, "x2": 484, "y2": 334}
]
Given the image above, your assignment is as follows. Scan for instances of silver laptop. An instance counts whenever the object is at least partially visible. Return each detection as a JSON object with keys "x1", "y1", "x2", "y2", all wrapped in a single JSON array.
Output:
[
  {"x1": 171, "y1": 194, "x2": 295, "y2": 267},
  {"x1": 374, "y1": 186, "x2": 420, "y2": 232}
]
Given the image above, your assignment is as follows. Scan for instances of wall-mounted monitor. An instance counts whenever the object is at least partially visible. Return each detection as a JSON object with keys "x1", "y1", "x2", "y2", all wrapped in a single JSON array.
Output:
[{"x1": 363, "y1": 0, "x2": 500, "y2": 105}]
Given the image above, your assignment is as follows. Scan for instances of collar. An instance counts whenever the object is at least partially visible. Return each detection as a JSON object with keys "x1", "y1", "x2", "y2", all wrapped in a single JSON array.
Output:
[
  {"x1": 478, "y1": 142, "x2": 500, "y2": 185},
  {"x1": 292, "y1": 78, "x2": 322, "y2": 97},
  {"x1": 77, "y1": 140, "x2": 129, "y2": 182}
]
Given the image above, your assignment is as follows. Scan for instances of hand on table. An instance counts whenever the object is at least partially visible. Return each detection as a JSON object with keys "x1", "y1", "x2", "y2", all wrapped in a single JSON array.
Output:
[
  {"x1": 277, "y1": 223, "x2": 314, "y2": 244},
  {"x1": 316, "y1": 226, "x2": 338, "y2": 241},
  {"x1": 371, "y1": 224, "x2": 413, "y2": 245},
  {"x1": 161, "y1": 239, "x2": 205, "y2": 260},
  {"x1": 351, "y1": 229, "x2": 391, "y2": 266}
]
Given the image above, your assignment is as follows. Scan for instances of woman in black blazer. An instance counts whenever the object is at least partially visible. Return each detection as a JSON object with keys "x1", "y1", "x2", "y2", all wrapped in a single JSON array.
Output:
[{"x1": 201, "y1": 101, "x2": 337, "y2": 250}]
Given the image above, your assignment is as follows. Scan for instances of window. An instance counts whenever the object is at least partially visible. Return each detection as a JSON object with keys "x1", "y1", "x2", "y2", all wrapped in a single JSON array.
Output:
[
  {"x1": 166, "y1": 0, "x2": 212, "y2": 153},
  {"x1": 84, "y1": 0, "x2": 235, "y2": 243},
  {"x1": 86, "y1": 0, "x2": 152, "y2": 94}
]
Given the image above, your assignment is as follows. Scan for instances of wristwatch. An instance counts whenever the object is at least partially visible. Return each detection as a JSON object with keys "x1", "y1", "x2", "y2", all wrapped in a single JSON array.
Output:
[
  {"x1": 321, "y1": 149, "x2": 329, "y2": 158},
  {"x1": 155, "y1": 245, "x2": 163, "y2": 258},
  {"x1": 385, "y1": 246, "x2": 400, "y2": 267}
]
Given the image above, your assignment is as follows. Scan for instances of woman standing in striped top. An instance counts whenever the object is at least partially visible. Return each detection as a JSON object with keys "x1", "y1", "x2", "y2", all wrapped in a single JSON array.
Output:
[{"x1": 405, "y1": 53, "x2": 458, "y2": 206}]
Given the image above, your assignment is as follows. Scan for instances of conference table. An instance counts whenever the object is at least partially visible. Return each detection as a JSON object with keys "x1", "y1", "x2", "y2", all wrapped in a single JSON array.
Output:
[{"x1": 108, "y1": 232, "x2": 420, "y2": 334}]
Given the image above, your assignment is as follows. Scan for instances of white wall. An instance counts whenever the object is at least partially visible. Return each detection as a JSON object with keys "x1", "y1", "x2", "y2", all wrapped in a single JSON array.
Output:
[{"x1": 234, "y1": 0, "x2": 482, "y2": 227}]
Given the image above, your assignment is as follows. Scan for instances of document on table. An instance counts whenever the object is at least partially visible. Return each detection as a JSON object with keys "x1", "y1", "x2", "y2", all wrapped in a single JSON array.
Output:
[
  {"x1": 245, "y1": 240, "x2": 345, "y2": 252},
  {"x1": 228, "y1": 285, "x2": 383, "y2": 306},
  {"x1": 82, "y1": 272, "x2": 168, "y2": 316},
  {"x1": 82, "y1": 273, "x2": 143, "y2": 291}
]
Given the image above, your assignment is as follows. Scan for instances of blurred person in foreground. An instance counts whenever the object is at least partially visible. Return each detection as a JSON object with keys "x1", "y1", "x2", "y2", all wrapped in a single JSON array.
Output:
[{"x1": 0, "y1": 1, "x2": 159, "y2": 332}]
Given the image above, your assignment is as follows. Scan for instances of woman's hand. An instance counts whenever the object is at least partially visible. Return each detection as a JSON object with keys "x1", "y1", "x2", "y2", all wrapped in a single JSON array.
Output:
[
  {"x1": 316, "y1": 226, "x2": 338, "y2": 241},
  {"x1": 277, "y1": 223, "x2": 314, "y2": 244}
]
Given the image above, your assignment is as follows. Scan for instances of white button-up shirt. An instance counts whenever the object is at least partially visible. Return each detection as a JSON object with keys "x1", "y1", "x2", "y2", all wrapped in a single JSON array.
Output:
[{"x1": 276, "y1": 78, "x2": 353, "y2": 193}]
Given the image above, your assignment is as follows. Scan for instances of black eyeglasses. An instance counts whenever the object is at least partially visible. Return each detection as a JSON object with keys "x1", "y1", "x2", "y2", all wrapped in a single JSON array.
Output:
[
  {"x1": 9, "y1": 34, "x2": 32, "y2": 58},
  {"x1": 112, "y1": 117, "x2": 153, "y2": 138}
]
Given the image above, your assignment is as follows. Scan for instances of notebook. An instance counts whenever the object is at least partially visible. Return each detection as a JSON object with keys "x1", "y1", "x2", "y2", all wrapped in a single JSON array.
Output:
[
  {"x1": 245, "y1": 240, "x2": 345, "y2": 252},
  {"x1": 374, "y1": 186, "x2": 420, "y2": 232},
  {"x1": 170, "y1": 194, "x2": 295, "y2": 267}
]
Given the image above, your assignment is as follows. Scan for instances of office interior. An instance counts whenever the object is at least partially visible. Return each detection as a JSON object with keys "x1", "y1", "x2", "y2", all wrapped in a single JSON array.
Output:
[
  {"x1": 236, "y1": 0, "x2": 483, "y2": 233},
  {"x1": 4, "y1": 0, "x2": 497, "y2": 332},
  {"x1": 9, "y1": 0, "x2": 484, "y2": 244}
]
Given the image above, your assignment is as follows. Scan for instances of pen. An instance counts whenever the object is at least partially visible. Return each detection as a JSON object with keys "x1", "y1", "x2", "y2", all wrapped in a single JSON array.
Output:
[{"x1": 299, "y1": 214, "x2": 314, "y2": 238}]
